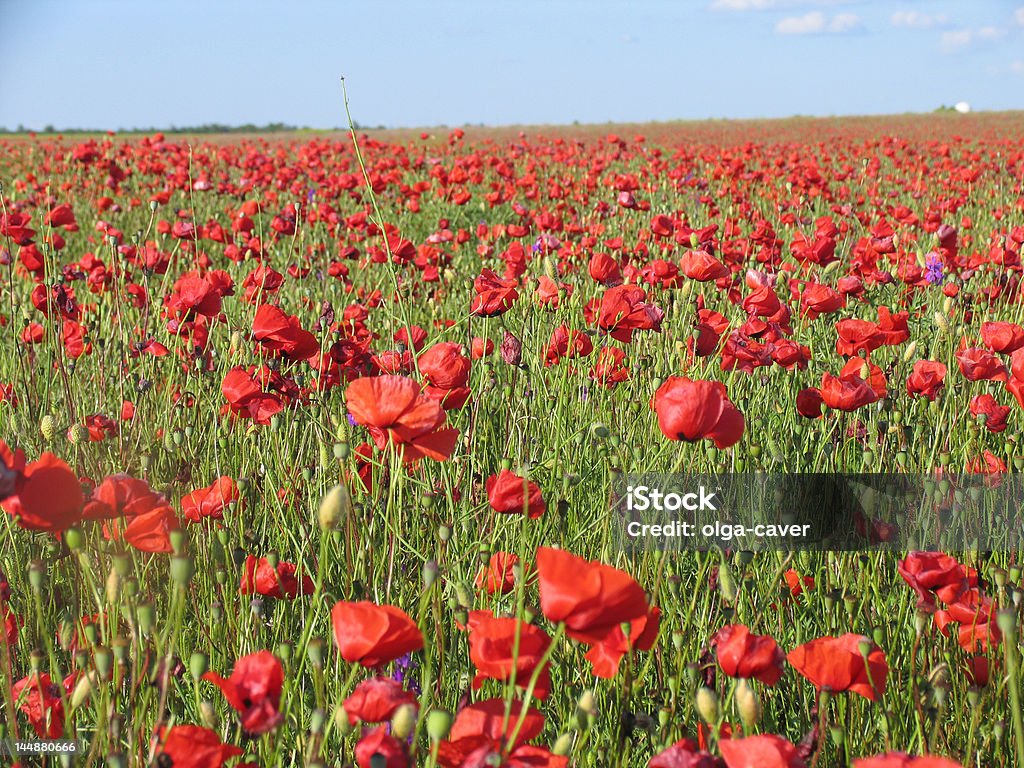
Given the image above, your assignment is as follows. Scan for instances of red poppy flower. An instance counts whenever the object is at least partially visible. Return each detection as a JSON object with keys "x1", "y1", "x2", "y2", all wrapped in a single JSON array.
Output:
[
  {"x1": 544, "y1": 326, "x2": 594, "y2": 365},
  {"x1": 252, "y1": 304, "x2": 320, "y2": 361},
  {"x1": 437, "y1": 698, "x2": 547, "y2": 765},
  {"x1": 906, "y1": 360, "x2": 946, "y2": 400},
  {"x1": 796, "y1": 387, "x2": 824, "y2": 419},
  {"x1": 969, "y1": 393, "x2": 1010, "y2": 433},
  {"x1": 81, "y1": 473, "x2": 177, "y2": 553},
  {"x1": 419, "y1": 342, "x2": 471, "y2": 389},
  {"x1": 1, "y1": 451, "x2": 83, "y2": 533},
  {"x1": 181, "y1": 476, "x2": 239, "y2": 522},
  {"x1": 343, "y1": 677, "x2": 418, "y2": 725},
  {"x1": 346, "y1": 375, "x2": 459, "y2": 463},
  {"x1": 719, "y1": 734, "x2": 805, "y2": 768},
  {"x1": 589, "y1": 252, "x2": 622, "y2": 286},
  {"x1": 466, "y1": 609, "x2": 552, "y2": 698},
  {"x1": 202, "y1": 650, "x2": 284, "y2": 734},
  {"x1": 240, "y1": 555, "x2": 314, "y2": 599},
  {"x1": 331, "y1": 600, "x2": 424, "y2": 667},
  {"x1": 221, "y1": 366, "x2": 284, "y2": 425},
  {"x1": 476, "y1": 551, "x2": 521, "y2": 595},
  {"x1": 712, "y1": 624, "x2": 785, "y2": 686},
  {"x1": 153, "y1": 725, "x2": 244, "y2": 768},
  {"x1": 835, "y1": 319, "x2": 883, "y2": 357},
  {"x1": 680, "y1": 250, "x2": 729, "y2": 281},
  {"x1": 820, "y1": 372, "x2": 879, "y2": 412},
  {"x1": 536, "y1": 546, "x2": 648, "y2": 644},
  {"x1": 583, "y1": 604, "x2": 660, "y2": 678},
  {"x1": 787, "y1": 633, "x2": 887, "y2": 700},
  {"x1": 897, "y1": 551, "x2": 973, "y2": 606},
  {"x1": 470, "y1": 268, "x2": 519, "y2": 317},
  {"x1": 597, "y1": 285, "x2": 664, "y2": 342},
  {"x1": 955, "y1": 346, "x2": 1008, "y2": 383},
  {"x1": 651, "y1": 377, "x2": 744, "y2": 448},
  {"x1": 11, "y1": 672, "x2": 75, "y2": 738},
  {"x1": 355, "y1": 725, "x2": 409, "y2": 768},
  {"x1": 981, "y1": 321, "x2": 1024, "y2": 354},
  {"x1": 798, "y1": 282, "x2": 845, "y2": 320},
  {"x1": 486, "y1": 470, "x2": 546, "y2": 519}
]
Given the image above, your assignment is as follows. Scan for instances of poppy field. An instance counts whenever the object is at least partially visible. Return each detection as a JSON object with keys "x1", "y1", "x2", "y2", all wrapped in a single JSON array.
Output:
[{"x1": 1, "y1": 112, "x2": 1024, "y2": 767}]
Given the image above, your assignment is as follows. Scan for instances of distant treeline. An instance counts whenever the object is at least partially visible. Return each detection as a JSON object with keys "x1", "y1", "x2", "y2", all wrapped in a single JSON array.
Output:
[{"x1": 0, "y1": 122, "x2": 383, "y2": 134}]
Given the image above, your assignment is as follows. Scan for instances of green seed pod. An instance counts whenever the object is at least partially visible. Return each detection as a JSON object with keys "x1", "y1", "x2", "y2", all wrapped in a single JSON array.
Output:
[
  {"x1": 310, "y1": 707, "x2": 327, "y2": 736},
  {"x1": 695, "y1": 687, "x2": 719, "y2": 726},
  {"x1": 391, "y1": 703, "x2": 417, "y2": 740},
  {"x1": 426, "y1": 709, "x2": 453, "y2": 741},
  {"x1": 40, "y1": 413, "x2": 57, "y2": 442},
  {"x1": 65, "y1": 527, "x2": 85, "y2": 551},
  {"x1": 552, "y1": 732, "x2": 575, "y2": 756},
  {"x1": 736, "y1": 679, "x2": 761, "y2": 731},
  {"x1": 307, "y1": 637, "x2": 325, "y2": 668},
  {"x1": 68, "y1": 423, "x2": 90, "y2": 445},
  {"x1": 170, "y1": 555, "x2": 195, "y2": 586},
  {"x1": 94, "y1": 646, "x2": 113, "y2": 679},
  {"x1": 190, "y1": 651, "x2": 209, "y2": 680},
  {"x1": 318, "y1": 484, "x2": 352, "y2": 531},
  {"x1": 136, "y1": 601, "x2": 156, "y2": 635},
  {"x1": 28, "y1": 559, "x2": 46, "y2": 592},
  {"x1": 422, "y1": 560, "x2": 439, "y2": 589}
]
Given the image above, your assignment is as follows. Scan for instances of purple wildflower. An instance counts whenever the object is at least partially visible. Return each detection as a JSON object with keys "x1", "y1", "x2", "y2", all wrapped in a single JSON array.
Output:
[
  {"x1": 347, "y1": 413, "x2": 358, "y2": 427},
  {"x1": 924, "y1": 253, "x2": 944, "y2": 285}
]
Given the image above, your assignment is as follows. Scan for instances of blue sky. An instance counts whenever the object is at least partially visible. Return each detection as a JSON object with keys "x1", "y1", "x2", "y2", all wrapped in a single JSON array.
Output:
[{"x1": 1, "y1": 0, "x2": 1022, "y2": 130}]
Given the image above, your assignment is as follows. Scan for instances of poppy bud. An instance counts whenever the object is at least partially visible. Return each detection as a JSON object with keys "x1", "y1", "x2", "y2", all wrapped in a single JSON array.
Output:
[
  {"x1": 454, "y1": 581, "x2": 474, "y2": 609},
  {"x1": 136, "y1": 601, "x2": 155, "y2": 635},
  {"x1": 169, "y1": 527, "x2": 187, "y2": 554},
  {"x1": 68, "y1": 423, "x2": 89, "y2": 444},
  {"x1": 391, "y1": 703, "x2": 418, "y2": 740},
  {"x1": 735, "y1": 679, "x2": 761, "y2": 731},
  {"x1": 106, "y1": 568, "x2": 121, "y2": 604},
  {"x1": 39, "y1": 413, "x2": 57, "y2": 441},
  {"x1": 310, "y1": 707, "x2": 327, "y2": 736},
  {"x1": 996, "y1": 609, "x2": 1018, "y2": 639},
  {"x1": 552, "y1": 732, "x2": 575, "y2": 756},
  {"x1": 170, "y1": 555, "x2": 194, "y2": 586},
  {"x1": 932, "y1": 311, "x2": 950, "y2": 333},
  {"x1": 307, "y1": 637, "x2": 325, "y2": 668},
  {"x1": 65, "y1": 526, "x2": 85, "y2": 551},
  {"x1": 190, "y1": 651, "x2": 209, "y2": 680},
  {"x1": 422, "y1": 560, "x2": 439, "y2": 589},
  {"x1": 695, "y1": 687, "x2": 719, "y2": 726},
  {"x1": 718, "y1": 564, "x2": 736, "y2": 603},
  {"x1": 829, "y1": 725, "x2": 845, "y2": 747},
  {"x1": 200, "y1": 700, "x2": 218, "y2": 728},
  {"x1": 334, "y1": 705, "x2": 354, "y2": 736},
  {"x1": 108, "y1": 754, "x2": 127, "y2": 768},
  {"x1": 318, "y1": 484, "x2": 352, "y2": 531},
  {"x1": 71, "y1": 671, "x2": 96, "y2": 709},
  {"x1": 94, "y1": 645, "x2": 113, "y2": 679},
  {"x1": 28, "y1": 559, "x2": 45, "y2": 592},
  {"x1": 426, "y1": 709, "x2": 453, "y2": 741},
  {"x1": 500, "y1": 331, "x2": 523, "y2": 366}
]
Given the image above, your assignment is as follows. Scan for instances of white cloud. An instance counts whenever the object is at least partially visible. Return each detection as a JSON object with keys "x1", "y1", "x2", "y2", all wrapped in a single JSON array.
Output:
[
  {"x1": 711, "y1": 0, "x2": 777, "y2": 9},
  {"x1": 710, "y1": 0, "x2": 849, "y2": 10},
  {"x1": 890, "y1": 11, "x2": 949, "y2": 29},
  {"x1": 942, "y1": 25, "x2": 1007, "y2": 53},
  {"x1": 940, "y1": 28, "x2": 973, "y2": 52},
  {"x1": 829, "y1": 12, "x2": 861, "y2": 33},
  {"x1": 776, "y1": 11, "x2": 861, "y2": 35},
  {"x1": 1011, "y1": 60, "x2": 1024, "y2": 75},
  {"x1": 1015, "y1": 7, "x2": 1024, "y2": 26}
]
